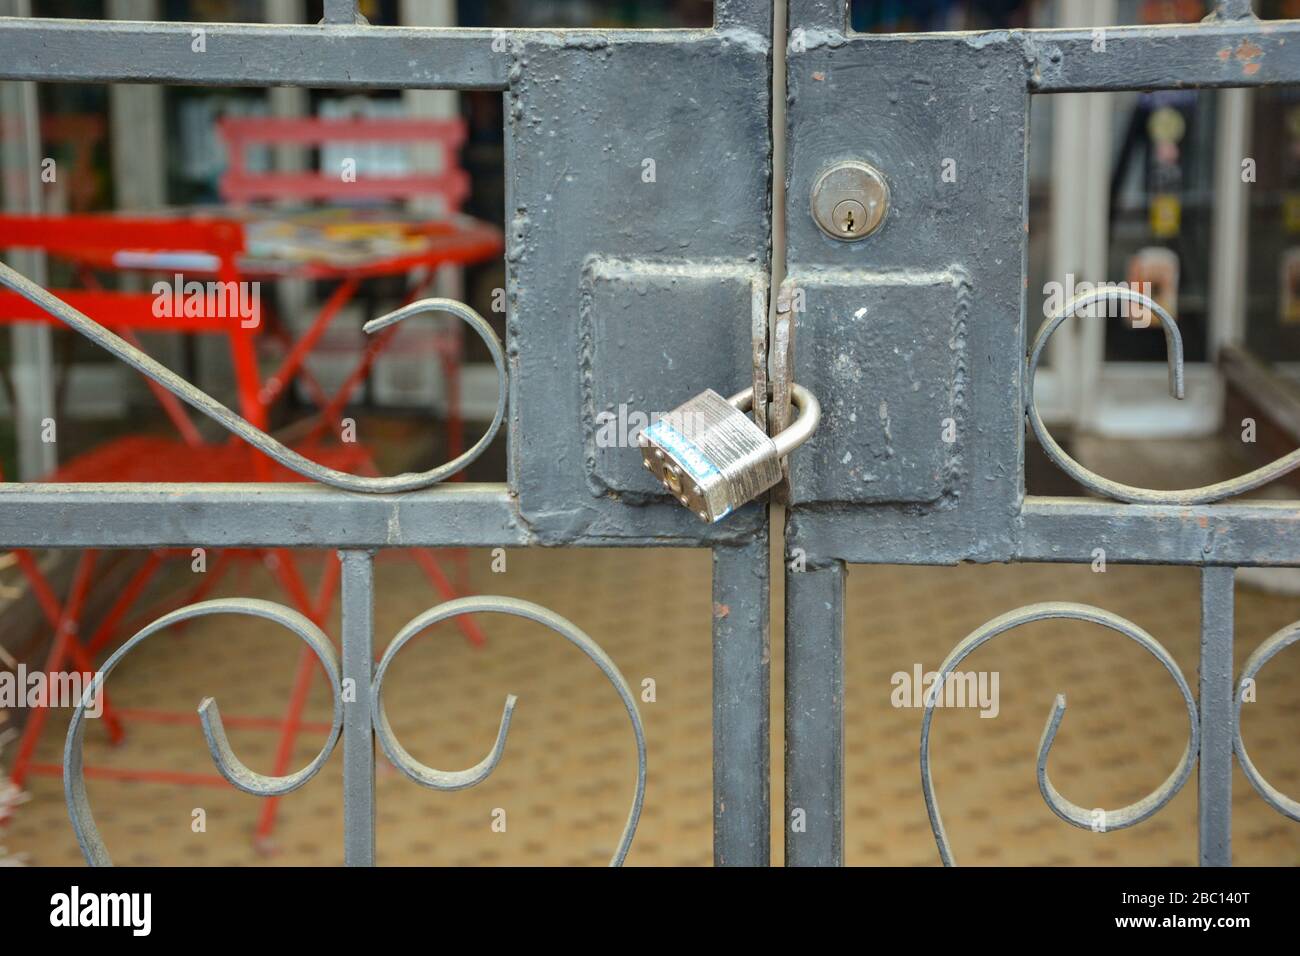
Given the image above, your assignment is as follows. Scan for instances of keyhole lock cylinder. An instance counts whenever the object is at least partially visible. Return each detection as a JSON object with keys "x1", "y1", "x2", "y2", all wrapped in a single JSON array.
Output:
[{"x1": 811, "y1": 160, "x2": 889, "y2": 241}]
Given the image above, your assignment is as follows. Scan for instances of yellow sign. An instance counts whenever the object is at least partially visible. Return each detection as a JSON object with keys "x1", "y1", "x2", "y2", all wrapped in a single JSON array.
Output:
[
  {"x1": 1285, "y1": 194, "x2": 1300, "y2": 234},
  {"x1": 1149, "y1": 194, "x2": 1181, "y2": 238}
]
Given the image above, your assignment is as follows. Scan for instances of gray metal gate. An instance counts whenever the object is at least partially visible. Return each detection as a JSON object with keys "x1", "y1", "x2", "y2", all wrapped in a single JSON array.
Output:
[
  {"x1": 780, "y1": 0, "x2": 1300, "y2": 867},
  {"x1": 0, "y1": 0, "x2": 1297, "y2": 867}
]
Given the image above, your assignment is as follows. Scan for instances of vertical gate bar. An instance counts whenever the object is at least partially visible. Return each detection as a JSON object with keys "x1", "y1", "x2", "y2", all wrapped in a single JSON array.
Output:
[
  {"x1": 322, "y1": 0, "x2": 360, "y2": 24},
  {"x1": 714, "y1": 0, "x2": 776, "y2": 32},
  {"x1": 712, "y1": 525, "x2": 771, "y2": 866},
  {"x1": 784, "y1": 559, "x2": 844, "y2": 866},
  {"x1": 1, "y1": 0, "x2": 55, "y2": 480},
  {"x1": 1199, "y1": 565, "x2": 1235, "y2": 867},
  {"x1": 340, "y1": 549, "x2": 376, "y2": 867},
  {"x1": 787, "y1": 0, "x2": 849, "y2": 31},
  {"x1": 1214, "y1": 0, "x2": 1255, "y2": 20}
]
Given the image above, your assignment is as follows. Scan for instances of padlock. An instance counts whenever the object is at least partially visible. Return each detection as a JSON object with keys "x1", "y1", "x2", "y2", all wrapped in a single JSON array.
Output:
[{"x1": 638, "y1": 383, "x2": 820, "y2": 522}]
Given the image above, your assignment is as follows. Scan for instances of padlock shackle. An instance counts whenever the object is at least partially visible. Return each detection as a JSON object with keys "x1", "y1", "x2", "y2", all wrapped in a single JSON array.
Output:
[
  {"x1": 726, "y1": 383, "x2": 820, "y2": 459},
  {"x1": 774, "y1": 384, "x2": 820, "y2": 458}
]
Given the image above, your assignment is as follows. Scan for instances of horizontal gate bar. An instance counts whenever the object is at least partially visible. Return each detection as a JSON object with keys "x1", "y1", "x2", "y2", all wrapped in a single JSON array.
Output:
[
  {"x1": 792, "y1": 20, "x2": 1300, "y2": 93},
  {"x1": 40, "y1": 487, "x2": 1288, "y2": 563},
  {"x1": 787, "y1": 497, "x2": 1300, "y2": 567},
  {"x1": 0, "y1": 482, "x2": 764, "y2": 549},
  {"x1": 6, "y1": 17, "x2": 1288, "y2": 93},
  {"x1": 1026, "y1": 21, "x2": 1300, "y2": 92},
  {"x1": 0, "y1": 483, "x2": 529, "y2": 548},
  {"x1": 0, "y1": 17, "x2": 509, "y2": 89},
  {"x1": 1018, "y1": 496, "x2": 1300, "y2": 566},
  {"x1": 0, "y1": 17, "x2": 748, "y2": 90}
]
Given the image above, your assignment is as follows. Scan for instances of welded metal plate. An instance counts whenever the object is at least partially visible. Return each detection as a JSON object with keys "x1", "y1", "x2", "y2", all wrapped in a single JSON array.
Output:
[
  {"x1": 581, "y1": 257, "x2": 763, "y2": 502},
  {"x1": 503, "y1": 26, "x2": 773, "y2": 542},
  {"x1": 784, "y1": 29, "x2": 1028, "y2": 563},
  {"x1": 786, "y1": 268, "x2": 969, "y2": 506}
]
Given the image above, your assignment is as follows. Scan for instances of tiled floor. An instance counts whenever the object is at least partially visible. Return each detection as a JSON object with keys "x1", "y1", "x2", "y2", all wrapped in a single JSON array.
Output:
[
  {"x1": 3, "y1": 432, "x2": 1300, "y2": 866},
  {"x1": 4, "y1": 545, "x2": 1299, "y2": 866}
]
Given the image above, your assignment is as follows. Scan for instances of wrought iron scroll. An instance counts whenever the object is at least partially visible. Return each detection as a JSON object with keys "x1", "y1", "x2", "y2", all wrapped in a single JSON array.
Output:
[
  {"x1": 63, "y1": 596, "x2": 646, "y2": 866},
  {"x1": 1027, "y1": 287, "x2": 1300, "y2": 503},
  {"x1": 1235, "y1": 620, "x2": 1300, "y2": 822},
  {"x1": 64, "y1": 598, "x2": 345, "y2": 866},
  {"x1": 370, "y1": 596, "x2": 647, "y2": 866},
  {"x1": 0, "y1": 260, "x2": 506, "y2": 492},
  {"x1": 920, "y1": 602, "x2": 1199, "y2": 866}
]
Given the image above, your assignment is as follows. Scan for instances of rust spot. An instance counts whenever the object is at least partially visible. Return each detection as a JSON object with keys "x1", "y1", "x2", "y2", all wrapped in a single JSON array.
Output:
[
  {"x1": 812, "y1": 71, "x2": 825, "y2": 81},
  {"x1": 1218, "y1": 47, "x2": 1231, "y2": 61},
  {"x1": 1232, "y1": 40, "x2": 1264, "y2": 77},
  {"x1": 1197, "y1": 515, "x2": 1209, "y2": 528},
  {"x1": 714, "y1": 602, "x2": 731, "y2": 618}
]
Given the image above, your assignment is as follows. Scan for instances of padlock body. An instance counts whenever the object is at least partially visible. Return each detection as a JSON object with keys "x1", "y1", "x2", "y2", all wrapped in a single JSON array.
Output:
[{"x1": 639, "y1": 389, "x2": 782, "y2": 522}]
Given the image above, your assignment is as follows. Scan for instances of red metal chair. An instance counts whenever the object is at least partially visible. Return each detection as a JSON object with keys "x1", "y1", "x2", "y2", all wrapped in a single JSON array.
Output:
[
  {"x1": 0, "y1": 212, "x2": 486, "y2": 848},
  {"x1": 217, "y1": 116, "x2": 496, "y2": 583},
  {"x1": 219, "y1": 116, "x2": 470, "y2": 207}
]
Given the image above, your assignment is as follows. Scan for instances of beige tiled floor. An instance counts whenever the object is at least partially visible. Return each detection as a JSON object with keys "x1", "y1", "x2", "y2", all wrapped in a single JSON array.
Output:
[
  {"x1": 5, "y1": 540, "x2": 1300, "y2": 866},
  {"x1": 837, "y1": 561, "x2": 1300, "y2": 866}
]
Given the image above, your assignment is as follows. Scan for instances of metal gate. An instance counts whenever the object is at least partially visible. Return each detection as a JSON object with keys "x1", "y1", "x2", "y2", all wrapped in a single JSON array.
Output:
[
  {"x1": 780, "y1": 0, "x2": 1300, "y2": 867},
  {"x1": 0, "y1": 0, "x2": 1297, "y2": 867}
]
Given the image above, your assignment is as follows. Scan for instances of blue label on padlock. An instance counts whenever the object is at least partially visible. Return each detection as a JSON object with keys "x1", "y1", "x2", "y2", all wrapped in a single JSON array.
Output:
[{"x1": 644, "y1": 419, "x2": 719, "y2": 483}]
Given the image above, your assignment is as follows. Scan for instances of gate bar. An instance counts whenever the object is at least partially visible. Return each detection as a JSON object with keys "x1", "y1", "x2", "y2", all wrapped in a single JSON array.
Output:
[
  {"x1": 1029, "y1": 22, "x2": 1300, "y2": 93},
  {"x1": 1199, "y1": 566, "x2": 1235, "y2": 866},
  {"x1": 341, "y1": 549, "x2": 376, "y2": 867},
  {"x1": 322, "y1": 0, "x2": 360, "y2": 25},
  {"x1": 784, "y1": 559, "x2": 844, "y2": 866},
  {"x1": 715, "y1": 0, "x2": 775, "y2": 32},
  {"x1": 0, "y1": 17, "x2": 508, "y2": 89},
  {"x1": 0, "y1": 483, "x2": 767, "y2": 549},
  {"x1": 784, "y1": 6, "x2": 1300, "y2": 95},
  {"x1": 1017, "y1": 497, "x2": 1300, "y2": 567},
  {"x1": 712, "y1": 528, "x2": 771, "y2": 865}
]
